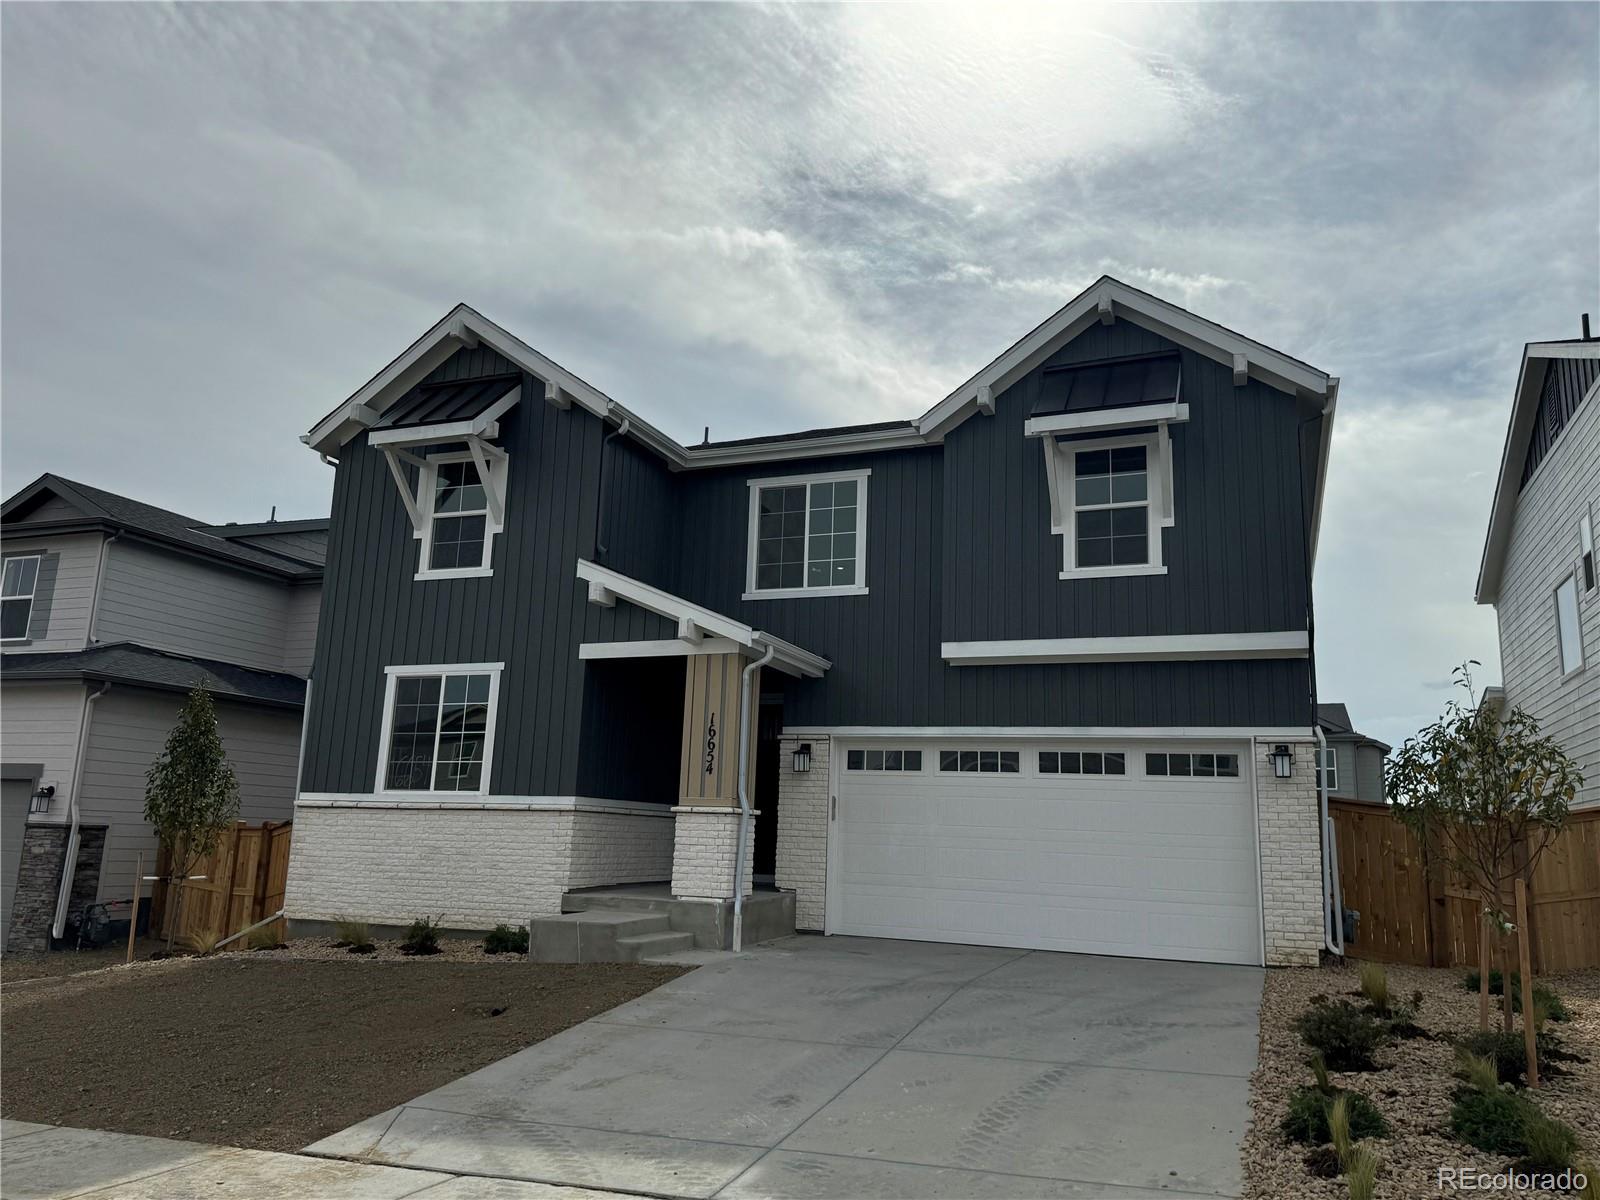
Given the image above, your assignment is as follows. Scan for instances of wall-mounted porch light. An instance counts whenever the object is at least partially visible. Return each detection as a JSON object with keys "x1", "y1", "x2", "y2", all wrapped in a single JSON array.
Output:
[
  {"x1": 30, "y1": 784, "x2": 54, "y2": 814},
  {"x1": 1271, "y1": 744, "x2": 1294, "y2": 779},
  {"x1": 792, "y1": 743, "x2": 812, "y2": 773}
]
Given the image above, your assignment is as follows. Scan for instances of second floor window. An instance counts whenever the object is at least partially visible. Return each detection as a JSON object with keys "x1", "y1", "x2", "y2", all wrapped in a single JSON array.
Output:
[
  {"x1": 415, "y1": 452, "x2": 505, "y2": 579},
  {"x1": 1555, "y1": 573, "x2": 1583, "y2": 676},
  {"x1": 1074, "y1": 446, "x2": 1149, "y2": 568},
  {"x1": 745, "y1": 469, "x2": 869, "y2": 599},
  {"x1": 1316, "y1": 748, "x2": 1339, "y2": 793},
  {"x1": 1, "y1": 554, "x2": 40, "y2": 641}
]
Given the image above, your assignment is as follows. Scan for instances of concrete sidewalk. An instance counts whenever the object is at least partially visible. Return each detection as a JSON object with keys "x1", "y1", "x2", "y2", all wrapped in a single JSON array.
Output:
[{"x1": 0, "y1": 1121, "x2": 621, "y2": 1200}]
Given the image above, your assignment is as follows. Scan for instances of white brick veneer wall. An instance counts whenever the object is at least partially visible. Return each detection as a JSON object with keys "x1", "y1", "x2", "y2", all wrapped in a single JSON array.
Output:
[
  {"x1": 1256, "y1": 739, "x2": 1325, "y2": 966},
  {"x1": 669, "y1": 807, "x2": 755, "y2": 899},
  {"x1": 285, "y1": 802, "x2": 673, "y2": 928},
  {"x1": 775, "y1": 735, "x2": 829, "y2": 930}
]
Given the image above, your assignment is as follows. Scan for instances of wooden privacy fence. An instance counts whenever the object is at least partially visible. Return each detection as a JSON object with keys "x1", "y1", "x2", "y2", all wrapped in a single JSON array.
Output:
[
  {"x1": 151, "y1": 821, "x2": 292, "y2": 945},
  {"x1": 1332, "y1": 801, "x2": 1600, "y2": 971}
]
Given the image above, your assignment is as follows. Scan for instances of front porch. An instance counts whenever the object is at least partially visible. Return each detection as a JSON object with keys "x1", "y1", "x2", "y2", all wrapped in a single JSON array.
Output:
[{"x1": 530, "y1": 884, "x2": 796, "y2": 962}]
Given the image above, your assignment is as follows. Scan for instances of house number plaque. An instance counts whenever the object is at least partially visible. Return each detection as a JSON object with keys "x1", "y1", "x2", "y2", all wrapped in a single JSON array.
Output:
[{"x1": 704, "y1": 713, "x2": 718, "y2": 775}]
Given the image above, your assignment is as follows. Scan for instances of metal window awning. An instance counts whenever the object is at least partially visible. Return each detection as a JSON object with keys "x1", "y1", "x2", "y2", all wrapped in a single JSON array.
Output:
[{"x1": 369, "y1": 377, "x2": 521, "y2": 533}]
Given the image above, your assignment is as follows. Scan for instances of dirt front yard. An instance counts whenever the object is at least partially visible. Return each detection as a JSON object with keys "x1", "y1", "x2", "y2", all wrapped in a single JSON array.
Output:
[
  {"x1": 1244, "y1": 960, "x2": 1600, "y2": 1199},
  {"x1": 1, "y1": 956, "x2": 685, "y2": 1151}
]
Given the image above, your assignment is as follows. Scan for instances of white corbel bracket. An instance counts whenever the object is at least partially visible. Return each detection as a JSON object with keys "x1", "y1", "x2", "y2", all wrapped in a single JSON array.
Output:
[
  {"x1": 677, "y1": 616, "x2": 704, "y2": 645},
  {"x1": 1233, "y1": 353, "x2": 1249, "y2": 387},
  {"x1": 545, "y1": 378, "x2": 570, "y2": 410},
  {"x1": 976, "y1": 384, "x2": 995, "y2": 417},
  {"x1": 1097, "y1": 294, "x2": 1114, "y2": 325},
  {"x1": 587, "y1": 580, "x2": 617, "y2": 608}
]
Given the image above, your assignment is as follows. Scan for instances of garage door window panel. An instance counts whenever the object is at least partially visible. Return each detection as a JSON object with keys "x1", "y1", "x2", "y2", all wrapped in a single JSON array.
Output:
[
  {"x1": 939, "y1": 749, "x2": 1019, "y2": 773},
  {"x1": 846, "y1": 748, "x2": 923, "y2": 772},
  {"x1": 1146, "y1": 752, "x2": 1240, "y2": 779}
]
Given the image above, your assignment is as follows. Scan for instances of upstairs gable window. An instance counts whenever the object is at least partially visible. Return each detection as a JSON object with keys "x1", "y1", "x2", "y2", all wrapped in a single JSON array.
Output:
[
  {"x1": 1073, "y1": 446, "x2": 1149, "y2": 568},
  {"x1": 426, "y1": 458, "x2": 491, "y2": 572},
  {"x1": 1, "y1": 554, "x2": 40, "y2": 641},
  {"x1": 745, "y1": 469, "x2": 869, "y2": 599}
]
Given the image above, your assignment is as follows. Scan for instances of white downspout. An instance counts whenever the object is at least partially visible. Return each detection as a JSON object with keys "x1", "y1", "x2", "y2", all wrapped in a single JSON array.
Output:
[
  {"x1": 1316, "y1": 724, "x2": 1345, "y2": 956},
  {"x1": 732, "y1": 642, "x2": 776, "y2": 952},
  {"x1": 87, "y1": 530, "x2": 122, "y2": 644},
  {"x1": 52, "y1": 681, "x2": 111, "y2": 940}
]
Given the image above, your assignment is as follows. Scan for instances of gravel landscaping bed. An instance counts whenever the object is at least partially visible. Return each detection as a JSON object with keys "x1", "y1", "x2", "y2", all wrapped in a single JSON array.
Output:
[
  {"x1": 1, "y1": 956, "x2": 687, "y2": 1152},
  {"x1": 1244, "y1": 960, "x2": 1600, "y2": 1198}
]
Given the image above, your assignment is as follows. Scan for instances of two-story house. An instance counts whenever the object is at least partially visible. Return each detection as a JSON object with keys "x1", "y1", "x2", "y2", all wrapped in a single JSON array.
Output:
[
  {"x1": 0, "y1": 476, "x2": 325, "y2": 952},
  {"x1": 1476, "y1": 329, "x2": 1599, "y2": 808},
  {"x1": 283, "y1": 276, "x2": 1340, "y2": 968},
  {"x1": 1316, "y1": 703, "x2": 1390, "y2": 805}
]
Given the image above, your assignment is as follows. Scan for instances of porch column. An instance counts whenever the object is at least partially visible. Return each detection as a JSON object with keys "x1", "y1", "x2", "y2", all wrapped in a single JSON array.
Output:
[{"x1": 671, "y1": 652, "x2": 759, "y2": 899}]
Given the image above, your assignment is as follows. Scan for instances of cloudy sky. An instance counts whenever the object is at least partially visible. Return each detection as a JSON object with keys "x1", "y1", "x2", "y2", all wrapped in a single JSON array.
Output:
[{"x1": 3, "y1": 3, "x2": 1596, "y2": 749}]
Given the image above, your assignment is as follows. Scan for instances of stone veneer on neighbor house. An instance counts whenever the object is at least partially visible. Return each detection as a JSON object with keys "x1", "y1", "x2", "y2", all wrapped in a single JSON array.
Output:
[
  {"x1": 284, "y1": 802, "x2": 672, "y2": 930},
  {"x1": 1256, "y1": 738, "x2": 1325, "y2": 967},
  {"x1": 8, "y1": 825, "x2": 108, "y2": 953}
]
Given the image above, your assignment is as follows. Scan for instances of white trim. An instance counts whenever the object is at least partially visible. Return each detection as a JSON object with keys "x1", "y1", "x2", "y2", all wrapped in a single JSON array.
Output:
[
  {"x1": 0, "y1": 552, "x2": 42, "y2": 643},
  {"x1": 414, "y1": 449, "x2": 506, "y2": 580},
  {"x1": 1057, "y1": 564, "x2": 1166, "y2": 581},
  {"x1": 1316, "y1": 746, "x2": 1340, "y2": 793},
  {"x1": 579, "y1": 637, "x2": 742, "y2": 661},
  {"x1": 1044, "y1": 431, "x2": 1171, "y2": 578},
  {"x1": 374, "y1": 662, "x2": 505, "y2": 797},
  {"x1": 296, "y1": 792, "x2": 673, "y2": 816},
  {"x1": 788, "y1": 724, "x2": 1316, "y2": 740},
  {"x1": 941, "y1": 631, "x2": 1309, "y2": 664},
  {"x1": 575, "y1": 559, "x2": 831, "y2": 678},
  {"x1": 1023, "y1": 401, "x2": 1188, "y2": 437},
  {"x1": 744, "y1": 468, "x2": 870, "y2": 600}
]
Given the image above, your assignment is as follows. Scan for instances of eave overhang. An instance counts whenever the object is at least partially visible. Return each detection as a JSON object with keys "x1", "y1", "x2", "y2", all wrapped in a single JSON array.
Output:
[{"x1": 1476, "y1": 341, "x2": 1600, "y2": 605}]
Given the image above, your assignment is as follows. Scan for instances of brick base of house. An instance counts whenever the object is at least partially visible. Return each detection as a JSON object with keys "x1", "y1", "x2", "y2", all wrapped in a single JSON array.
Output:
[
  {"x1": 283, "y1": 802, "x2": 673, "y2": 930},
  {"x1": 1256, "y1": 738, "x2": 1326, "y2": 967},
  {"x1": 6, "y1": 824, "x2": 107, "y2": 953},
  {"x1": 670, "y1": 806, "x2": 755, "y2": 900},
  {"x1": 775, "y1": 734, "x2": 829, "y2": 931}
]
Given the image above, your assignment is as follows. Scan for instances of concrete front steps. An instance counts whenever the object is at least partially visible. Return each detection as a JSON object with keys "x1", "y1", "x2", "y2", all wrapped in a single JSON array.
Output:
[{"x1": 530, "y1": 885, "x2": 795, "y2": 963}]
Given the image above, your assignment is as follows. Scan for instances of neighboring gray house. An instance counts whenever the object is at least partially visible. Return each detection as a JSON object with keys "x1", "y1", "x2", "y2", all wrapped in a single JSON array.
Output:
[
  {"x1": 1316, "y1": 702, "x2": 1390, "y2": 804},
  {"x1": 1, "y1": 476, "x2": 326, "y2": 952},
  {"x1": 1476, "y1": 332, "x2": 1600, "y2": 809},
  {"x1": 285, "y1": 275, "x2": 1343, "y2": 968}
]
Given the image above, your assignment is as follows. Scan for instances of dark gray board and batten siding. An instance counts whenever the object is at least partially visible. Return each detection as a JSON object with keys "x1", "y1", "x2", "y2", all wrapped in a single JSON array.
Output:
[{"x1": 302, "y1": 322, "x2": 1318, "y2": 801}]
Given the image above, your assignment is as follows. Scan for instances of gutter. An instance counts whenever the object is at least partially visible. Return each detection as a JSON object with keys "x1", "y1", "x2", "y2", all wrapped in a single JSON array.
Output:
[
  {"x1": 594, "y1": 417, "x2": 631, "y2": 562},
  {"x1": 52, "y1": 681, "x2": 111, "y2": 940},
  {"x1": 731, "y1": 642, "x2": 776, "y2": 952},
  {"x1": 1316, "y1": 723, "x2": 1345, "y2": 957}
]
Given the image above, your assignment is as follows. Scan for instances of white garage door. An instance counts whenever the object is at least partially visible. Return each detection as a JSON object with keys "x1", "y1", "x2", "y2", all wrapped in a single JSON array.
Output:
[{"x1": 828, "y1": 741, "x2": 1262, "y2": 965}]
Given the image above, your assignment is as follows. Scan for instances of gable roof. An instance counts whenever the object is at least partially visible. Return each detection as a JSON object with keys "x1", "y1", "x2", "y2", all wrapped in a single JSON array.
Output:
[
  {"x1": 2, "y1": 642, "x2": 307, "y2": 708},
  {"x1": 1317, "y1": 701, "x2": 1392, "y2": 753},
  {"x1": 1, "y1": 474, "x2": 325, "y2": 578},
  {"x1": 1476, "y1": 338, "x2": 1600, "y2": 604},
  {"x1": 303, "y1": 277, "x2": 1336, "y2": 554}
]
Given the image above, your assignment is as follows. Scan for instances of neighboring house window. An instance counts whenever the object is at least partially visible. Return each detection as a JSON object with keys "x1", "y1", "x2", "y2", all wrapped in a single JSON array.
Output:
[
  {"x1": 416, "y1": 453, "x2": 506, "y2": 580},
  {"x1": 1555, "y1": 573, "x2": 1583, "y2": 676},
  {"x1": 845, "y1": 749, "x2": 923, "y2": 771},
  {"x1": 1581, "y1": 514, "x2": 1595, "y2": 592},
  {"x1": 1316, "y1": 748, "x2": 1339, "y2": 793},
  {"x1": 1039, "y1": 750, "x2": 1127, "y2": 776},
  {"x1": 1, "y1": 555, "x2": 40, "y2": 641},
  {"x1": 1073, "y1": 446, "x2": 1149, "y2": 568},
  {"x1": 938, "y1": 749, "x2": 1020, "y2": 773},
  {"x1": 378, "y1": 664, "x2": 504, "y2": 794},
  {"x1": 1145, "y1": 752, "x2": 1241, "y2": 778},
  {"x1": 744, "y1": 469, "x2": 869, "y2": 599}
]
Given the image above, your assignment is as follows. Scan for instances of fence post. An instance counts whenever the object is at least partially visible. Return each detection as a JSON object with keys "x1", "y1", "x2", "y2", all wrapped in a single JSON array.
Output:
[{"x1": 1516, "y1": 878, "x2": 1538, "y2": 1088}]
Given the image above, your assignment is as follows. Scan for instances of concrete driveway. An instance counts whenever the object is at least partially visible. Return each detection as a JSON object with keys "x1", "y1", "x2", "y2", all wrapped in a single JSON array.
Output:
[{"x1": 308, "y1": 936, "x2": 1263, "y2": 1199}]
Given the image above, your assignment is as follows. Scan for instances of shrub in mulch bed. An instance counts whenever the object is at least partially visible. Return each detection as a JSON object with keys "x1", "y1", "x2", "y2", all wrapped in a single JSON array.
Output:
[
  {"x1": 1455, "y1": 1028, "x2": 1570, "y2": 1086},
  {"x1": 483, "y1": 924, "x2": 529, "y2": 955},
  {"x1": 1450, "y1": 1082, "x2": 1580, "y2": 1171},
  {"x1": 1295, "y1": 1000, "x2": 1391, "y2": 1071},
  {"x1": 1282, "y1": 1084, "x2": 1390, "y2": 1145},
  {"x1": 400, "y1": 916, "x2": 443, "y2": 956},
  {"x1": 332, "y1": 919, "x2": 376, "y2": 954}
]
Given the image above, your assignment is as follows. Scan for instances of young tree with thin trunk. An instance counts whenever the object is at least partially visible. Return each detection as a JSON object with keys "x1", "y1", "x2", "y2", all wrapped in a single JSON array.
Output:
[
  {"x1": 1387, "y1": 664, "x2": 1580, "y2": 1041},
  {"x1": 143, "y1": 685, "x2": 240, "y2": 952}
]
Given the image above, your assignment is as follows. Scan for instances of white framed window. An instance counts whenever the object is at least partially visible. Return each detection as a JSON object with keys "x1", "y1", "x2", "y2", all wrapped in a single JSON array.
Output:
[
  {"x1": 1581, "y1": 513, "x2": 1595, "y2": 592},
  {"x1": 1145, "y1": 751, "x2": 1240, "y2": 779},
  {"x1": 938, "y1": 748, "x2": 1020, "y2": 773},
  {"x1": 1038, "y1": 749, "x2": 1126, "y2": 776},
  {"x1": 1, "y1": 554, "x2": 40, "y2": 642},
  {"x1": 376, "y1": 663, "x2": 504, "y2": 795},
  {"x1": 1041, "y1": 431, "x2": 1173, "y2": 580},
  {"x1": 845, "y1": 748, "x2": 923, "y2": 772},
  {"x1": 744, "y1": 469, "x2": 869, "y2": 599},
  {"x1": 1555, "y1": 573, "x2": 1583, "y2": 676},
  {"x1": 416, "y1": 452, "x2": 506, "y2": 580},
  {"x1": 1316, "y1": 747, "x2": 1339, "y2": 793}
]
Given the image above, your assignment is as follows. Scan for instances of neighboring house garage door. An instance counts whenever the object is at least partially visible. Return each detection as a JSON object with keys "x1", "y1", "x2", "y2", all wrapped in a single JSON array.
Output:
[
  {"x1": 2, "y1": 778, "x2": 31, "y2": 954},
  {"x1": 828, "y1": 741, "x2": 1262, "y2": 965}
]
